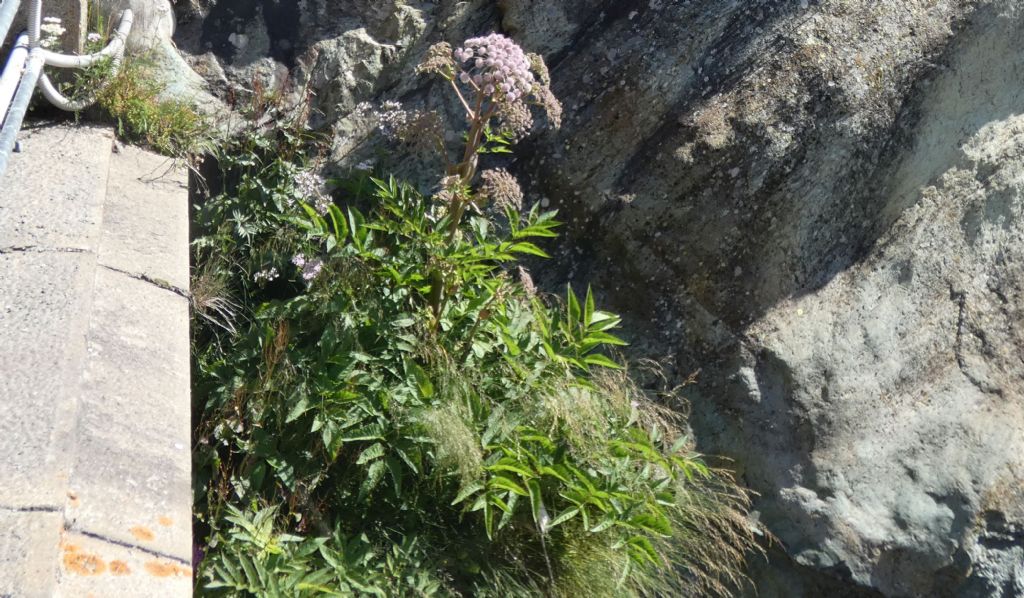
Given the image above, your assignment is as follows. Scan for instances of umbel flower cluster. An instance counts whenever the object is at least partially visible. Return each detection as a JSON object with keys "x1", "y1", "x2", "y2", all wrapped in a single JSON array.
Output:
[
  {"x1": 293, "y1": 170, "x2": 332, "y2": 215},
  {"x1": 454, "y1": 33, "x2": 535, "y2": 103},
  {"x1": 415, "y1": 34, "x2": 562, "y2": 133},
  {"x1": 409, "y1": 33, "x2": 563, "y2": 236},
  {"x1": 39, "y1": 16, "x2": 66, "y2": 49}
]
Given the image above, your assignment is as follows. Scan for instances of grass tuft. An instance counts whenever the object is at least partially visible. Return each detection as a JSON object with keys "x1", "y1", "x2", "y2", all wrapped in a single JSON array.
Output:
[{"x1": 96, "y1": 57, "x2": 209, "y2": 157}]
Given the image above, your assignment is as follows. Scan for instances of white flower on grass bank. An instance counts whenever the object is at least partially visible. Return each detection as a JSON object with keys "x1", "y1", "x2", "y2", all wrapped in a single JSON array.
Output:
[
  {"x1": 293, "y1": 170, "x2": 332, "y2": 215},
  {"x1": 253, "y1": 267, "x2": 279, "y2": 283}
]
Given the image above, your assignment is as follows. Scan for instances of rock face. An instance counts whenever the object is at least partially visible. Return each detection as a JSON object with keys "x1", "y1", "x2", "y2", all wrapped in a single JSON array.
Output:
[
  {"x1": 166, "y1": 0, "x2": 1024, "y2": 595},
  {"x1": 92, "y1": 0, "x2": 217, "y2": 106}
]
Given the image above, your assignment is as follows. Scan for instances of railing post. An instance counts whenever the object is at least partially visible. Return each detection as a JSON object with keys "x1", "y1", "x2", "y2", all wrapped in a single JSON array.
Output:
[
  {"x1": 0, "y1": 0, "x2": 23, "y2": 49},
  {"x1": 0, "y1": 45, "x2": 43, "y2": 175}
]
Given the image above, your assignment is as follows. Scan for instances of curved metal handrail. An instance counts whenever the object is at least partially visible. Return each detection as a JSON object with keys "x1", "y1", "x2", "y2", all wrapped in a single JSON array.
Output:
[{"x1": 0, "y1": 0, "x2": 133, "y2": 177}]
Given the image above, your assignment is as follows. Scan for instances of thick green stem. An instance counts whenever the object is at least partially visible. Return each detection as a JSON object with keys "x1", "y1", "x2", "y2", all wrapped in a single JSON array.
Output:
[{"x1": 446, "y1": 92, "x2": 490, "y2": 240}]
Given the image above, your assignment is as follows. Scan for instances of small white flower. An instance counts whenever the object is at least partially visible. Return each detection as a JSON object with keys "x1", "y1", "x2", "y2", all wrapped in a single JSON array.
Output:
[
  {"x1": 538, "y1": 502, "x2": 551, "y2": 534},
  {"x1": 293, "y1": 170, "x2": 331, "y2": 215},
  {"x1": 253, "y1": 267, "x2": 280, "y2": 283},
  {"x1": 87, "y1": 32, "x2": 102, "y2": 43}
]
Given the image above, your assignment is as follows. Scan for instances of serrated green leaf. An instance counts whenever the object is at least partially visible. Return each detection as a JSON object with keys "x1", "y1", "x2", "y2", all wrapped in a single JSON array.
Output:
[
  {"x1": 356, "y1": 442, "x2": 385, "y2": 465},
  {"x1": 452, "y1": 482, "x2": 484, "y2": 505}
]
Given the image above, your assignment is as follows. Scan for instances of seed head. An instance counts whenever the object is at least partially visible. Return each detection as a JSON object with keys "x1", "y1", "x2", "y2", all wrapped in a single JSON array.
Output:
[
  {"x1": 417, "y1": 42, "x2": 456, "y2": 77},
  {"x1": 479, "y1": 168, "x2": 523, "y2": 212},
  {"x1": 526, "y1": 53, "x2": 551, "y2": 88},
  {"x1": 535, "y1": 86, "x2": 563, "y2": 129},
  {"x1": 517, "y1": 266, "x2": 537, "y2": 298},
  {"x1": 497, "y1": 100, "x2": 534, "y2": 141}
]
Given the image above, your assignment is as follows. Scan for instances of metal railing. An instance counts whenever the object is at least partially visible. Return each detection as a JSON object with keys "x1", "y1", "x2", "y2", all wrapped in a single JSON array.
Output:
[{"x1": 0, "y1": 0, "x2": 132, "y2": 178}]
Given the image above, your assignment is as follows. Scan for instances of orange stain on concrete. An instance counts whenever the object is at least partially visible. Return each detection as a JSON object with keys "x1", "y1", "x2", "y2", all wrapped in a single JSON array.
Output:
[
  {"x1": 143, "y1": 560, "x2": 192, "y2": 577},
  {"x1": 157, "y1": 516, "x2": 173, "y2": 527},
  {"x1": 63, "y1": 550, "x2": 106, "y2": 576},
  {"x1": 130, "y1": 525, "x2": 155, "y2": 541},
  {"x1": 109, "y1": 560, "x2": 131, "y2": 575}
]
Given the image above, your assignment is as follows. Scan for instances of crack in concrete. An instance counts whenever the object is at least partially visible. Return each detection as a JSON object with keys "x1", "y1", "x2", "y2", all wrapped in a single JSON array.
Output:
[
  {"x1": 72, "y1": 528, "x2": 192, "y2": 566},
  {"x1": 0, "y1": 504, "x2": 61, "y2": 513},
  {"x1": 99, "y1": 264, "x2": 189, "y2": 300},
  {"x1": 0, "y1": 245, "x2": 89, "y2": 255}
]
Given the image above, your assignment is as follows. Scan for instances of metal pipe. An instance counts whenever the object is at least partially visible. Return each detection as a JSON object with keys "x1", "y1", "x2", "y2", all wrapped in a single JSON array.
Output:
[
  {"x1": 0, "y1": 46, "x2": 44, "y2": 178},
  {"x1": 36, "y1": 9, "x2": 132, "y2": 111},
  {"x1": 0, "y1": 0, "x2": 22, "y2": 48},
  {"x1": 0, "y1": 33, "x2": 28, "y2": 124},
  {"x1": 26, "y1": 0, "x2": 38, "y2": 44},
  {"x1": 39, "y1": 8, "x2": 133, "y2": 69},
  {"x1": 37, "y1": 41, "x2": 124, "y2": 111}
]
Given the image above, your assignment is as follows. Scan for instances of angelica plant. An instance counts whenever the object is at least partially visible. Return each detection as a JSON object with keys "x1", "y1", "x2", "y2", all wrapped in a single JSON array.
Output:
[{"x1": 192, "y1": 33, "x2": 757, "y2": 598}]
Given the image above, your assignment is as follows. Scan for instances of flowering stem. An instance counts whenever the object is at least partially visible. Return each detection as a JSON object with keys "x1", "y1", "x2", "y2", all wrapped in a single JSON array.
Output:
[
  {"x1": 449, "y1": 79, "x2": 476, "y2": 120},
  {"x1": 446, "y1": 92, "x2": 491, "y2": 240}
]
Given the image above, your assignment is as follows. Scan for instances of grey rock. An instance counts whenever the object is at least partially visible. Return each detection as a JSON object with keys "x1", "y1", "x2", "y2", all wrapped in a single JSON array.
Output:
[{"x1": 92, "y1": 0, "x2": 224, "y2": 111}]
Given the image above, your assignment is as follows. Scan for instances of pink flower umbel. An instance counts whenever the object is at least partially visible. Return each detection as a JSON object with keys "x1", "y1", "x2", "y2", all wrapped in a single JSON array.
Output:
[
  {"x1": 454, "y1": 34, "x2": 535, "y2": 103},
  {"x1": 292, "y1": 254, "x2": 324, "y2": 282}
]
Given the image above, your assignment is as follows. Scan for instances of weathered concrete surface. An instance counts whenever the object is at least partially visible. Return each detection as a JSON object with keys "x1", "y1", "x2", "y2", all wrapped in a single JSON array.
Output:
[
  {"x1": 0, "y1": 123, "x2": 191, "y2": 595},
  {"x1": 0, "y1": 511, "x2": 63, "y2": 597},
  {"x1": 98, "y1": 143, "x2": 191, "y2": 290},
  {"x1": 0, "y1": 253, "x2": 94, "y2": 514},
  {"x1": 67, "y1": 269, "x2": 192, "y2": 562},
  {"x1": 0, "y1": 124, "x2": 111, "y2": 251},
  {"x1": 56, "y1": 531, "x2": 192, "y2": 595}
]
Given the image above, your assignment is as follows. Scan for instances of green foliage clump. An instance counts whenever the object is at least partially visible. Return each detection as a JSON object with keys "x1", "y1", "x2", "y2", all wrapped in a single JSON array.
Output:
[
  {"x1": 95, "y1": 57, "x2": 207, "y2": 156},
  {"x1": 43, "y1": 6, "x2": 206, "y2": 157},
  {"x1": 192, "y1": 36, "x2": 756, "y2": 597}
]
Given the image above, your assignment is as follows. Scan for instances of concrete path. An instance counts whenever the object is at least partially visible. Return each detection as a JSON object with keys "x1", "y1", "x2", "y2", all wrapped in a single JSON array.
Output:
[{"x1": 0, "y1": 123, "x2": 192, "y2": 596}]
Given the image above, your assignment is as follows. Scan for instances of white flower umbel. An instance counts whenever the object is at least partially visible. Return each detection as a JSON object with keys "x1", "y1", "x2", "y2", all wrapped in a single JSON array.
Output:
[{"x1": 40, "y1": 16, "x2": 66, "y2": 49}]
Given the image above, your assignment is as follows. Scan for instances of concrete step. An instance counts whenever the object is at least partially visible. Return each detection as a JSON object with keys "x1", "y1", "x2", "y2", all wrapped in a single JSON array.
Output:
[{"x1": 0, "y1": 122, "x2": 192, "y2": 596}]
